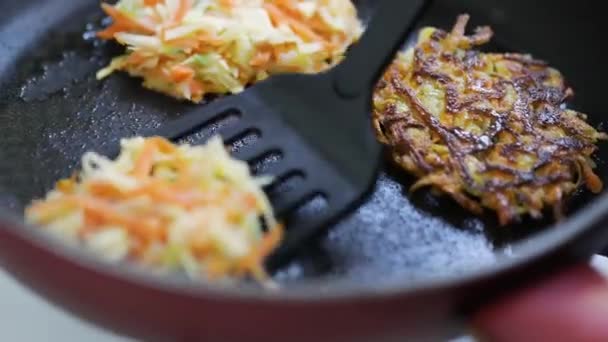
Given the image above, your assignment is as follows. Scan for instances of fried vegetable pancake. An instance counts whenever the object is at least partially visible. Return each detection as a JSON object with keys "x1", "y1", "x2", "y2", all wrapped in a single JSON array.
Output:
[{"x1": 373, "y1": 15, "x2": 607, "y2": 225}]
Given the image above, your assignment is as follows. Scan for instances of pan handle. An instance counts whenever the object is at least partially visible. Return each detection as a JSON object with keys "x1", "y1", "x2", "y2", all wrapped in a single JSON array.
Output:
[{"x1": 333, "y1": 0, "x2": 428, "y2": 99}]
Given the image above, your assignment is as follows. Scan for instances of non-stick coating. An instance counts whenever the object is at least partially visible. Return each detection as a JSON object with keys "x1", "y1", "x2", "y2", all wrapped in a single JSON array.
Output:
[{"x1": 0, "y1": 0, "x2": 607, "y2": 285}]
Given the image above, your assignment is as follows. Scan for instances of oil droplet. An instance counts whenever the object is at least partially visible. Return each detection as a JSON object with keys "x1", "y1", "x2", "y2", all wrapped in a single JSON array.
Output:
[
  {"x1": 479, "y1": 135, "x2": 491, "y2": 146},
  {"x1": 82, "y1": 31, "x2": 97, "y2": 41}
]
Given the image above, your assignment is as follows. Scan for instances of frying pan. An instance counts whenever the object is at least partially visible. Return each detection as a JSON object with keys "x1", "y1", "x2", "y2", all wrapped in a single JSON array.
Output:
[{"x1": 1, "y1": 0, "x2": 607, "y2": 340}]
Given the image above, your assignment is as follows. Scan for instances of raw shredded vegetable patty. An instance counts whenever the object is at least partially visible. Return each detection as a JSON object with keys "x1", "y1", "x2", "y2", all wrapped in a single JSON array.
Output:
[
  {"x1": 96, "y1": 0, "x2": 363, "y2": 102},
  {"x1": 25, "y1": 136, "x2": 282, "y2": 284},
  {"x1": 373, "y1": 15, "x2": 606, "y2": 225}
]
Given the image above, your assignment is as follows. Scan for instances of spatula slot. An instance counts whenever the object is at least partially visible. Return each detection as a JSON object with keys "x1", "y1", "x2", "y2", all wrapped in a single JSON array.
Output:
[
  {"x1": 176, "y1": 109, "x2": 241, "y2": 145},
  {"x1": 287, "y1": 193, "x2": 329, "y2": 222},
  {"x1": 251, "y1": 150, "x2": 284, "y2": 175},
  {"x1": 226, "y1": 128, "x2": 261, "y2": 153},
  {"x1": 266, "y1": 171, "x2": 305, "y2": 196}
]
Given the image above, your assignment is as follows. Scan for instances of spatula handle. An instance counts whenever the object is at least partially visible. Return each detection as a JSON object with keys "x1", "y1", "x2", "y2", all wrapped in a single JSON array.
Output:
[{"x1": 333, "y1": 0, "x2": 427, "y2": 98}]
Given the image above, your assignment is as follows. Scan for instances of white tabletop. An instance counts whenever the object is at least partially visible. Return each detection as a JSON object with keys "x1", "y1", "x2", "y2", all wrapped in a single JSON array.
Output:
[
  {"x1": 0, "y1": 270, "x2": 131, "y2": 342},
  {"x1": 1, "y1": 256, "x2": 606, "y2": 341}
]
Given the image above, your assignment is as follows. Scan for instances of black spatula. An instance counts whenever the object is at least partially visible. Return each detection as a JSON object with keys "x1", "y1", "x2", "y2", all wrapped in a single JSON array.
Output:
[{"x1": 149, "y1": 0, "x2": 427, "y2": 269}]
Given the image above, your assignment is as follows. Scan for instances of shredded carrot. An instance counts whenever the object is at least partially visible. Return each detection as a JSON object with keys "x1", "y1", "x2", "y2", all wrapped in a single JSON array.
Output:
[
  {"x1": 170, "y1": 65, "x2": 195, "y2": 82},
  {"x1": 259, "y1": 225, "x2": 284, "y2": 258},
  {"x1": 173, "y1": 0, "x2": 193, "y2": 23},
  {"x1": 133, "y1": 182, "x2": 220, "y2": 207},
  {"x1": 205, "y1": 257, "x2": 233, "y2": 279},
  {"x1": 288, "y1": 19, "x2": 327, "y2": 44},
  {"x1": 237, "y1": 224, "x2": 283, "y2": 273},
  {"x1": 56, "y1": 179, "x2": 76, "y2": 194},
  {"x1": 191, "y1": 246, "x2": 213, "y2": 263},
  {"x1": 126, "y1": 243, "x2": 144, "y2": 258},
  {"x1": 100, "y1": 3, "x2": 155, "y2": 36},
  {"x1": 219, "y1": 0, "x2": 234, "y2": 9},
  {"x1": 147, "y1": 136, "x2": 177, "y2": 153},
  {"x1": 165, "y1": 37, "x2": 200, "y2": 49},
  {"x1": 186, "y1": 32, "x2": 226, "y2": 47},
  {"x1": 243, "y1": 193, "x2": 258, "y2": 210},
  {"x1": 581, "y1": 159, "x2": 603, "y2": 193},
  {"x1": 56, "y1": 195, "x2": 164, "y2": 241},
  {"x1": 126, "y1": 51, "x2": 148, "y2": 65},
  {"x1": 97, "y1": 24, "x2": 126, "y2": 40},
  {"x1": 144, "y1": 0, "x2": 162, "y2": 6},
  {"x1": 87, "y1": 182, "x2": 125, "y2": 199},
  {"x1": 250, "y1": 50, "x2": 272, "y2": 68},
  {"x1": 275, "y1": 0, "x2": 305, "y2": 19},
  {"x1": 276, "y1": 0, "x2": 339, "y2": 45},
  {"x1": 189, "y1": 79, "x2": 204, "y2": 96},
  {"x1": 264, "y1": 3, "x2": 325, "y2": 43},
  {"x1": 132, "y1": 140, "x2": 158, "y2": 179},
  {"x1": 309, "y1": 15, "x2": 339, "y2": 43}
]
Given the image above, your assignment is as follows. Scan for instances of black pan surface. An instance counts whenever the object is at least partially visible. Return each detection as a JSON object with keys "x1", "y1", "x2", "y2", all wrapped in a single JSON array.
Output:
[{"x1": 0, "y1": 0, "x2": 607, "y2": 291}]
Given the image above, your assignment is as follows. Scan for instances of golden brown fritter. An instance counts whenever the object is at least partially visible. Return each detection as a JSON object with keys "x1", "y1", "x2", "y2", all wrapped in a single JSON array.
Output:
[{"x1": 373, "y1": 14, "x2": 606, "y2": 225}]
